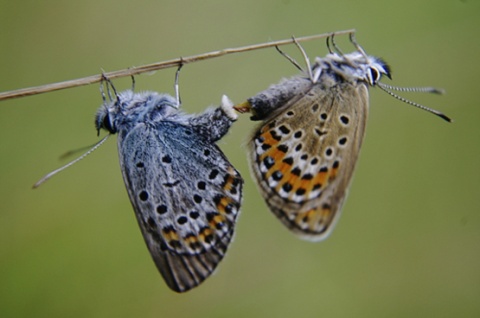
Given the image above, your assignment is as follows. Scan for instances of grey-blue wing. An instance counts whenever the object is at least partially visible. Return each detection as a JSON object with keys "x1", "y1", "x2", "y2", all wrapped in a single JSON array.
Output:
[{"x1": 118, "y1": 120, "x2": 242, "y2": 292}]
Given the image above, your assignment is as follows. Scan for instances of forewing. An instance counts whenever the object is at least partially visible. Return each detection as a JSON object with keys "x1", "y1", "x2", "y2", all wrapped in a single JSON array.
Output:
[
  {"x1": 249, "y1": 82, "x2": 369, "y2": 241},
  {"x1": 118, "y1": 121, "x2": 242, "y2": 292}
]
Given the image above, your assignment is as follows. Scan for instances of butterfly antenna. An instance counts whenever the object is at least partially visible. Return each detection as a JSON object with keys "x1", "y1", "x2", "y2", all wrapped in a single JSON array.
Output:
[
  {"x1": 377, "y1": 82, "x2": 451, "y2": 122},
  {"x1": 376, "y1": 83, "x2": 445, "y2": 95},
  {"x1": 59, "y1": 141, "x2": 106, "y2": 160},
  {"x1": 33, "y1": 135, "x2": 111, "y2": 188}
]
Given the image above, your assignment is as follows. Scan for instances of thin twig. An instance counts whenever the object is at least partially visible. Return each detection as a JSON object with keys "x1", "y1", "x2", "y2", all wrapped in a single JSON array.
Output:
[{"x1": 0, "y1": 29, "x2": 355, "y2": 102}]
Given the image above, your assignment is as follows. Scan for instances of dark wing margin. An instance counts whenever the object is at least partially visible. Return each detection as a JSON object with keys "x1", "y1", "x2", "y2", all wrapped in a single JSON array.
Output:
[{"x1": 146, "y1": 227, "x2": 233, "y2": 292}]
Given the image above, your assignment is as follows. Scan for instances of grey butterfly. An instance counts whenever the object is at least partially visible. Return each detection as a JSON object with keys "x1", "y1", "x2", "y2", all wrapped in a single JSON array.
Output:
[{"x1": 92, "y1": 89, "x2": 243, "y2": 292}]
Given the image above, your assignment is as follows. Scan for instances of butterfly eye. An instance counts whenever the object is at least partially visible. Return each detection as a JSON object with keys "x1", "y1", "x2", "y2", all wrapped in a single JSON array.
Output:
[
  {"x1": 102, "y1": 114, "x2": 116, "y2": 133},
  {"x1": 368, "y1": 67, "x2": 381, "y2": 85}
]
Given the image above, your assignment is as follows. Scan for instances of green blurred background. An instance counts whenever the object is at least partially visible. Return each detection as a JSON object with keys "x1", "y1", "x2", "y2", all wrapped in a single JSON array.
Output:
[{"x1": 1, "y1": 1, "x2": 479, "y2": 317}]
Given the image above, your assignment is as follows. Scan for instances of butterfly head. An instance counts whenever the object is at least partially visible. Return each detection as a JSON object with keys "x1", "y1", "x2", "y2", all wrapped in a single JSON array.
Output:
[
  {"x1": 361, "y1": 54, "x2": 391, "y2": 85},
  {"x1": 95, "y1": 90, "x2": 179, "y2": 135},
  {"x1": 317, "y1": 51, "x2": 391, "y2": 86}
]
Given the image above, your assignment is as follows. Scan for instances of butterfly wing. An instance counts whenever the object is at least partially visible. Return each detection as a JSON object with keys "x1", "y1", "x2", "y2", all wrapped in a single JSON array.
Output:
[
  {"x1": 248, "y1": 81, "x2": 369, "y2": 241},
  {"x1": 118, "y1": 120, "x2": 242, "y2": 292}
]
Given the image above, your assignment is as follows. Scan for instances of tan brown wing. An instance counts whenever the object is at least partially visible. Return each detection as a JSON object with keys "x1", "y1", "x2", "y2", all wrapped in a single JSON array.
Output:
[{"x1": 248, "y1": 81, "x2": 369, "y2": 241}]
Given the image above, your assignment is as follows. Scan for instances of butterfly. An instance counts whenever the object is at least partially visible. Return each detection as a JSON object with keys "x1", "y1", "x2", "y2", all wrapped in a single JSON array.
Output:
[
  {"x1": 35, "y1": 75, "x2": 243, "y2": 292},
  {"x1": 234, "y1": 33, "x2": 450, "y2": 241},
  {"x1": 97, "y1": 88, "x2": 244, "y2": 292}
]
